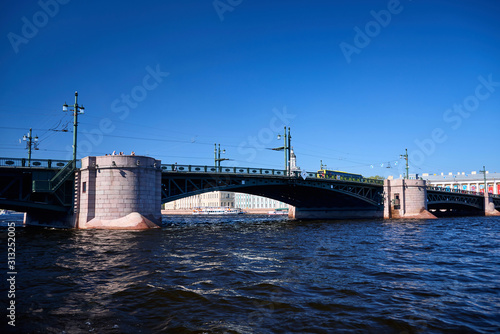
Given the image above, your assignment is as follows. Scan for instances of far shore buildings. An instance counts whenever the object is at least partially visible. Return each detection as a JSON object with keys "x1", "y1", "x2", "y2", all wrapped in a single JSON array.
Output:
[
  {"x1": 163, "y1": 191, "x2": 289, "y2": 210},
  {"x1": 421, "y1": 170, "x2": 500, "y2": 194},
  {"x1": 163, "y1": 191, "x2": 236, "y2": 210}
]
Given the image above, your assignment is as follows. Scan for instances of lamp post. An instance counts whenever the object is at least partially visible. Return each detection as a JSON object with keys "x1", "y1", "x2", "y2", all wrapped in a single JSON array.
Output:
[
  {"x1": 63, "y1": 91, "x2": 85, "y2": 168},
  {"x1": 320, "y1": 160, "x2": 327, "y2": 170},
  {"x1": 287, "y1": 127, "x2": 291, "y2": 174},
  {"x1": 22, "y1": 128, "x2": 38, "y2": 166},
  {"x1": 400, "y1": 148, "x2": 409, "y2": 179},
  {"x1": 214, "y1": 143, "x2": 228, "y2": 170},
  {"x1": 274, "y1": 126, "x2": 291, "y2": 175}
]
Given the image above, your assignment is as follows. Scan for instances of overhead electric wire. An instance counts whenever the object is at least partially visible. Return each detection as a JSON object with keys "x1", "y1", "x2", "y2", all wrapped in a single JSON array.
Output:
[{"x1": 0, "y1": 124, "x2": 440, "y2": 174}]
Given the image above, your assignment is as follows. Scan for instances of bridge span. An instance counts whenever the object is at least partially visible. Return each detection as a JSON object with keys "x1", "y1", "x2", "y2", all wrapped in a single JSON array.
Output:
[
  {"x1": 160, "y1": 163, "x2": 384, "y2": 220},
  {"x1": 1, "y1": 155, "x2": 499, "y2": 228}
]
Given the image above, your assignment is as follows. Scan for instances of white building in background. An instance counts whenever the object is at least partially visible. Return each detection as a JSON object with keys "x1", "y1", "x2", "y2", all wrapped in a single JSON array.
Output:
[
  {"x1": 163, "y1": 191, "x2": 234, "y2": 210},
  {"x1": 163, "y1": 191, "x2": 290, "y2": 210},
  {"x1": 421, "y1": 170, "x2": 500, "y2": 194},
  {"x1": 234, "y1": 193, "x2": 289, "y2": 209}
]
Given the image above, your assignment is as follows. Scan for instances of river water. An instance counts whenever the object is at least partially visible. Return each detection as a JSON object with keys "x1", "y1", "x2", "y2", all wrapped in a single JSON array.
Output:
[{"x1": 1, "y1": 214, "x2": 499, "y2": 333}]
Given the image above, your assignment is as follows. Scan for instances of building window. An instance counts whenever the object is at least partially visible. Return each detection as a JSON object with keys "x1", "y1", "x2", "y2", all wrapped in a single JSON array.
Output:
[{"x1": 82, "y1": 182, "x2": 87, "y2": 193}]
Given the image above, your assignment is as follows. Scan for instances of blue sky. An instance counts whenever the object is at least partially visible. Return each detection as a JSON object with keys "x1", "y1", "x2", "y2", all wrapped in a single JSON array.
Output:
[{"x1": 1, "y1": 0, "x2": 499, "y2": 177}]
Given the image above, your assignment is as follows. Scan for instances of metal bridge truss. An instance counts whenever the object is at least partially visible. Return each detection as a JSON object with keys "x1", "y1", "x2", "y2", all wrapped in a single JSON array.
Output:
[
  {"x1": 161, "y1": 173, "x2": 249, "y2": 202},
  {"x1": 427, "y1": 189, "x2": 483, "y2": 210},
  {"x1": 161, "y1": 171, "x2": 383, "y2": 208},
  {"x1": 0, "y1": 158, "x2": 75, "y2": 212},
  {"x1": 0, "y1": 170, "x2": 71, "y2": 212},
  {"x1": 289, "y1": 178, "x2": 384, "y2": 207}
]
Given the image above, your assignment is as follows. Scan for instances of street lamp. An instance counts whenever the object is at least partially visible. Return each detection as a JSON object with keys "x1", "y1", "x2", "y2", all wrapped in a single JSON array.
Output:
[
  {"x1": 63, "y1": 91, "x2": 85, "y2": 167},
  {"x1": 400, "y1": 148, "x2": 409, "y2": 179},
  {"x1": 320, "y1": 160, "x2": 327, "y2": 170},
  {"x1": 214, "y1": 143, "x2": 228, "y2": 170},
  {"x1": 22, "y1": 128, "x2": 38, "y2": 166},
  {"x1": 274, "y1": 126, "x2": 291, "y2": 175}
]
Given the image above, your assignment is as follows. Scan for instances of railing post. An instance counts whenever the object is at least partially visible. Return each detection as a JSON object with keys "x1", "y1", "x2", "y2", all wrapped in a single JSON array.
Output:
[
  {"x1": 22, "y1": 158, "x2": 26, "y2": 167},
  {"x1": 48, "y1": 160, "x2": 52, "y2": 168}
]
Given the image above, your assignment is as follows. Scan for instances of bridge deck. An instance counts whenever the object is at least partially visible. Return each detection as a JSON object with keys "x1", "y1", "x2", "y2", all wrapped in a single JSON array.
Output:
[{"x1": 160, "y1": 163, "x2": 385, "y2": 185}]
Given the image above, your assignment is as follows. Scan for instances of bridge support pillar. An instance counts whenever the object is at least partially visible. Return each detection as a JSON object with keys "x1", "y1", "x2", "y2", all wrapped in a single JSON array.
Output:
[
  {"x1": 384, "y1": 179, "x2": 437, "y2": 219},
  {"x1": 485, "y1": 193, "x2": 500, "y2": 216},
  {"x1": 76, "y1": 155, "x2": 162, "y2": 229}
]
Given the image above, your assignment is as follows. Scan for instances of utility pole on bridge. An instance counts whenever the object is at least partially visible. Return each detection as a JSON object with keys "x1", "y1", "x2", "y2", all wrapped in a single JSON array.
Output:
[
  {"x1": 400, "y1": 148, "x2": 409, "y2": 179},
  {"x1": 22, "y1": 128, "x2": 38, "y2": 167},
  {"x1": 274, "y1": 126, "x2": 292, "y2": 175},
  {"x1": 63, "y1": 91, "x2": 85, "y2": 168},
  {"x1": 214, "y1": 143, "x2": 229, "y2": 170}
]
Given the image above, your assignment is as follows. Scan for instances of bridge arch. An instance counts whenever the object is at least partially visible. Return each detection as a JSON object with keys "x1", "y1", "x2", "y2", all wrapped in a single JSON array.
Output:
[
  {"x1": 426, "y1": 189, "x2": 484, "y2": 217},
  {"x1": 160, "y1": 172, "x2": 383, "y2": 210}
]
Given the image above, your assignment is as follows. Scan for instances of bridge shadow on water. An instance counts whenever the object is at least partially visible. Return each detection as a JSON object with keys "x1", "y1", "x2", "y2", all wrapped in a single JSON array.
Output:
[{"x1": 430, "y1": 210, "x2": 485, "y2": 218}]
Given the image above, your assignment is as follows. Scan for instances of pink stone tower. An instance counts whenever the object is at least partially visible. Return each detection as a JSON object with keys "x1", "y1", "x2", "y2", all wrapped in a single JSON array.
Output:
[{"x1": 76, "y1": 155, "x2": 162, "y2": 229}]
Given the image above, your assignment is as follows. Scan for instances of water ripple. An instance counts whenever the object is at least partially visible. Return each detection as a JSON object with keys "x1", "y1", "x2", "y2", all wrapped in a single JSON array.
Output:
[{"x1": 0, "y1": 215, "x2": 499, "y2": 333}]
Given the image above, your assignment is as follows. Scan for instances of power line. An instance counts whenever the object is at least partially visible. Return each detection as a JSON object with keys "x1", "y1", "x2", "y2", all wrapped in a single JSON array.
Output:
[{"x1": 0, "y1": 125, "x2": 430, "y2": 173}]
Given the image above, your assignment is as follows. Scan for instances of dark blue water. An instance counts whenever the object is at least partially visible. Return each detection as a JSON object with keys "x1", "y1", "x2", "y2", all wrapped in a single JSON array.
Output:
[{"x1": 1, "y1": 214, "x2": 499, "y2": 333}]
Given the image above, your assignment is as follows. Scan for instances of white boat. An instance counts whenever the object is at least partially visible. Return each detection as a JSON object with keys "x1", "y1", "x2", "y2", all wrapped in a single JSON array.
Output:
[
  {"x1": 268, "y1": 208, "x2": 289, "y2": 215},
  {"x1": 192, "y1": 207, "x2": 244, "y2": 215}
]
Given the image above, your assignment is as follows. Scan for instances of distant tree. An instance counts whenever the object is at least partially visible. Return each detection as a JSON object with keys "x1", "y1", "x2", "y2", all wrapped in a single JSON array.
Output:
[{"x1": 368, "y1": 175, "x2": 385, "y2": 180}]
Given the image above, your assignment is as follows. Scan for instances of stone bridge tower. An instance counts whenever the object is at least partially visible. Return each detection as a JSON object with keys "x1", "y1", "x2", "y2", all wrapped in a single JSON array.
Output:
[
  {"x1": 76, "y1": 155, "x2": 162, "y2": 229},
  {"x1": 384, "y1": 179, "x2": 437, "y2": 219}
]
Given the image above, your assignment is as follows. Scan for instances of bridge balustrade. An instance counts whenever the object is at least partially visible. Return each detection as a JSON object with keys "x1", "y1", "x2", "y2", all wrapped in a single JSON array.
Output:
[
  {"x1": 160, "y1": 164, "x2": 384, "y2": 185},
  {"x1": 0, "y1": 157, "x2": 78, "y2": 169},
  {"x1": 161, "y1": 164, "x2": 288, "y2": 176}
]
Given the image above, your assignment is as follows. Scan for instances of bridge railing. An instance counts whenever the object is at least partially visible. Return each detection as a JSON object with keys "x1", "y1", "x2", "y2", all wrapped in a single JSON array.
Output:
[
  {"x1": 0, "y1": 157, "x2": 77, "y2": 169},
  {"x1": 161, "y1": 164, "x2": 288, "y2": 176},
  {"x1": 426, "y1": 186, "x2": 482, "y2": 196},
  {"x1": 295, "y1": 171, "x2": 384, "y2": 185},
  {"x1": 161, "y1": 164, "x2": 384, "y2": 185}
]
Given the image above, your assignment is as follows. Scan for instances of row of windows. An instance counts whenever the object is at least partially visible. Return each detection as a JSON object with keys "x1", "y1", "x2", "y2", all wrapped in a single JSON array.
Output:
[
  {"x1": 235, "y1": 198, "x2": 279, "y2": 202},
  {"x1": 234, "y1": 203, "x2": 284, "y2": 208},
  {"x1": 198, "y1": 192, "x2": 234, "y2": 199},
  {"x1": 235, "y1": 200, "x2": 285, "y2": 205},
  {"x1": 431, "y1": 183, "x2": 500, "y2": 194},
  {"x1": 167, "y1": 192, "x2": 287, "y2": 209}
]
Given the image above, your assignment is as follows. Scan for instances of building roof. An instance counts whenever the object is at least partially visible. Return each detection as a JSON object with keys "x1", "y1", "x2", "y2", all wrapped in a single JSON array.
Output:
[{"x1": 422, "y1": 171, "x2": 500, "y2": 182}]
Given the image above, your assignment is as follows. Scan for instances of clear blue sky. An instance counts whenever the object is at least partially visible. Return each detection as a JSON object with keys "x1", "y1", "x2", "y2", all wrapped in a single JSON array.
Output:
[{"x1": 1, "y1": 0, "x2": 499, "y2": 177}]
